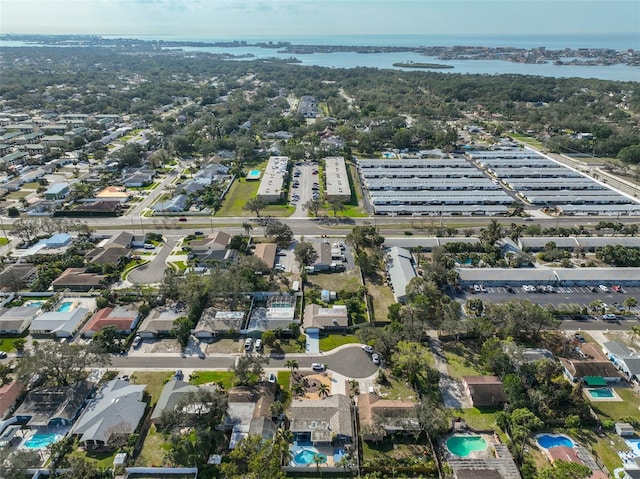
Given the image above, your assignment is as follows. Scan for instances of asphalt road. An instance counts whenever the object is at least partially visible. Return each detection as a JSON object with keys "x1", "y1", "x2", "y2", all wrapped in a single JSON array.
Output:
[
  {"x1": 110, "y1": 344, "x2": 379, "y2": 379},
  {"x1": 127, "y1": 238, "x2": 177, "y2": 284}
]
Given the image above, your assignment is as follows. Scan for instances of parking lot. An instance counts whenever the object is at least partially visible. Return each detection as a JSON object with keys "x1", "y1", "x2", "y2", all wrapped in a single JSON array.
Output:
[
  {"x1": 289, "y1": 160, "x2": 320, "y2": 218},
  {"x1": 458, "y1": 284, "x2": 640, "y2": 319}
]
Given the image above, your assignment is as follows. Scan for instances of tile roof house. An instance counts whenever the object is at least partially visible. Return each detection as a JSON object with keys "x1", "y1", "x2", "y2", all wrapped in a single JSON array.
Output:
[
  {"x1": 71, "y1": 379, "x2": 146, "y2": 450},
  {"x1": 29, "y1": 307, "x2": 90, "y2": 338},
  {"x1": 290, "y1": 394, "x2": 353, "y2": 445},
  {"x1": 462, "y1": 376, "x2": 508, "y2": 407},
  {"x1": 312, "y1": 242, "x2": 333, "y2": 271},
  {"x1": 303, "y1": 304, "x2": 349, "y2": 330},
  {"x1": 14, "y1": 380, "x2": 93, "y2": 427},
  {"x1": 357, "y1": 392, "x2": 418, "y2": 441},
  {"x1": 51, "y1": 268, "x2": 107, "y2": 292},
  {"x1": 85, "y1": 246, "x2": 131, "y2": 265},
  {"x1": 81, "y1": 306, "x2": 140, "y2": 338},
  {"x1": 123, "y1": 171, "x2": 154, "y2": 188},
  {"x1": 0, "y1": 263, "x2": 37, "y2": 292},
  {"x1": 560, "y1": 358, "x2": 623, "y2": 383},
  {"x1": 0, "y1": 306, "x2": 40, "y2": 335}
]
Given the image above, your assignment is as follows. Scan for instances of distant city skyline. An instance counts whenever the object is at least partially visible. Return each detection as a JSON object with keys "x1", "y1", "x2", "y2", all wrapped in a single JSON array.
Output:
[{"x1": 2, "y1": 0, "x2": 639, "y2": 38}]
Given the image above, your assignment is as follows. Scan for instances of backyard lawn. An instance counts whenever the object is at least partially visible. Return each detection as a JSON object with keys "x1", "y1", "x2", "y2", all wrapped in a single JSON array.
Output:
[
  {"x1": 308, "y1": 268, "x2": 362, "y2": 293},
  {"x1": 378, "y1": 376, "x2": 417, "y2": 400},
  {"x1": 455, "y1": 407, "x2": 500, "y2": 430},
  {"x1": 0, "y1": 337, "x2": 25, "y2": 352},
  {"x1": 319, "y1": 334, "x2": 359, "y2": 351},
  {"x1": 0, "y1": 238, "x2": 8, "y2": 246},
  {"x1": 216, "y1": 177, "x2": 294, "y2": 217},
  {"x1": 365, "y1": 276, "x2": 396, "y2": 323},
  {"x1": 136, "y1": 424, "x2": 169, "y2": 467},
  {"x1": 591, "y1": 387, "x2": 640, "y2": 421},
  {"x1": 442, "y1": 344, "x2": 485, "y2": 379}
]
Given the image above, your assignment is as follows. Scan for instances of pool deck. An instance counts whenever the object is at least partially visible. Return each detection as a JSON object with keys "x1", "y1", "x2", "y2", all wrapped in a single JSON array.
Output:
[
  {"x1": 290, "y1": 443, "x2": 347, "y2": 468},
  {"x1": 584, "y1": 387, "x2": 623, "y2": 402}
]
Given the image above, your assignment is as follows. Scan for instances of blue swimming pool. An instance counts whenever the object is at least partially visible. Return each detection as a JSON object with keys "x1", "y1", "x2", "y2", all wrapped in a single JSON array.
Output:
[
  {"x1": 24, "y1": 432, "x2": 61, "y2": 449},
  {"x1": 25, "y1": 301, "x2": 44, "y2": 308},
  {"x1": 536, "y1": 434, "x2": 575, "y2": 449},
  {"x1": 56, "y1": 301, "x2": 74, "y2": 312},
  {"x1": 293, "y1": 448, "x2": 327, "y2": 466}
]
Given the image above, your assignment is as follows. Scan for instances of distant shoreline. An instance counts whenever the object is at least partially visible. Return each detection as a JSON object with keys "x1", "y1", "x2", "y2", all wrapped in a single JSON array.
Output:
[{"x1": 393, "y1": 62, "x2": 454, "y2": 69}]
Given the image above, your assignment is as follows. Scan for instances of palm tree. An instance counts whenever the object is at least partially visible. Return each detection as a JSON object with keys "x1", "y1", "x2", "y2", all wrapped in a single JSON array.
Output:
[
  {"x1": 292, "y1": 382, "x2": 306, "y2": 398},
  {"x1": 317, "y1": 383, "x2": 330, "y2": 398},
  {"x1": 624, "y1": 296, "x2": 638, "y2": 312},
  {"x1": 242, "y1": 221, "x2": 253, "y2": 236},
  {"x1": 629, "y1": 325, "x2": 640, "y2": 344},
  {"x1": 285, "y1": 359, "x2": 299, "y2": 376}
]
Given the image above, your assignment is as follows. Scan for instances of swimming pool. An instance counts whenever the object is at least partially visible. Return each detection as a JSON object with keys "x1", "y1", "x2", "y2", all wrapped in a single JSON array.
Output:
[
  {"x1": 446, "y1": 436, "x2": 488, "y2": 457},
  {"x1": 586, "y1": 387, "x2": 614, "y2": 399},
  {"x1": 536, "y1": 434, "x2": 575, "y2": 449},
  {"x1": 56, "y1": 301, "x2": 74, "y2": 312},
  {"x1": 293, "y1": 448, "x2": 327, "y2": 466},
  {"x1": 246, "y1": 169, "x2": 262, "y2": 180},
  {"x1": 25, "y1": 301, "x2": 44, "y2": 308},
  {"x1": 24, "y1": 432, "x2": 61, "y2": 449},
  {"x1": 626, "y1": 439, "x2": 640, "y2": 455}
]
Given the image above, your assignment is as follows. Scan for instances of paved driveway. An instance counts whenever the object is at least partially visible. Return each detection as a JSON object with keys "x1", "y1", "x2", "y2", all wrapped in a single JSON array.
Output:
[{"x1": 128, "y1": 238, "x2": 177, "y2": 284}]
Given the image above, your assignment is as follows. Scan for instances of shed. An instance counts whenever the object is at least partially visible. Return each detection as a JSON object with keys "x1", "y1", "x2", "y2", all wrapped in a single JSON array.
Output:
[{"x1": 615, "y1": 422, "x2": 635, "y2": 437}]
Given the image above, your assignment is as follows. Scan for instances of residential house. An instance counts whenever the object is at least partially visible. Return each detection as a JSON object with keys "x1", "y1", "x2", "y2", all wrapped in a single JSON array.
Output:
[
  {"x1": 44, "y1": 183, "x2": 70, "y2": 200},
  {"x1": 123, "y1": 467, "x2": 198, "y2": 479},
  {"x1": 0, "y1": 306, "x2": 40, "y2": 335},
  {"x1": 303, "y1": 304, "x2": 348, "y2": 330},
  {"x1": 0, "y1": 263, "x2": 37, "y2": 291},
  {"x1": 14, "y1": 380, "x2": 93, "y2": 427},
  {"x1": 194, "y1": 308, "x2": 245, "y2": 338},
  {"x1": 224, "y1": 382, "x2": 277, "y2": 449},
  {"x1": 560, "y1": 358, "x2": 624, "y2": 383},
  {"x1": 357, "y1": 392, "x2": 418, "y2": 441},
  {"x1": 246, "y1": 294, "x2": 297, "y2": 332},
  {"x1": 312, "y1": 242, "x2": 332, "y2": 271},
  {"x1": 253, "y1": 243, "x2": 277, "y2": 269},
  {"x1": 152, "y1": 194, "x2": 187, "y2": 213},
  {"x1": 85, "y1": 246, "x2": 131, "y2": 265},
  {"x1": 137, "y1": 306, "x2": 183, "y2": 338},
  {"x1": 0, "y1": 381, "x2": 22, "y2": 419},
  {"x1": 123, "y1": 172, "x2": 154, "y2": 188},
  {"x1": 462, "y1": 376, "x2": 508, "y2": 407},
  {"x1": 289, "y1": 394, "x2": 353, "y2": 445},
  {"x1": 51, "y1": 268, "x2": 106, "y2": 292},
  {"x1": 29, "y1": 307, "x2": 90, "y2": 338},
  {"x1": 68, "y1": 199, "x2": 123, "y2": 216},
  {"x1": 71, "y1": 379, "x2": 146, "y2": 450},
  {"x1": 189, "y1": 232, "x2": 231, "y2": 262},
  {"x1": 385, "y1": 246, "x2": 417, "y2": 304},
  {"x1": 108, "y1": 231, "x2": 134, "y2": 248},
  {"x1": 602, "y1": 341, "x2": 640, "y2": 382},
  {"x1": 151, "y1": 380, "x2": 217, "y2": 424},
  {"x1": 81, "y1": 306, "x2": 139, "y2": 338}
]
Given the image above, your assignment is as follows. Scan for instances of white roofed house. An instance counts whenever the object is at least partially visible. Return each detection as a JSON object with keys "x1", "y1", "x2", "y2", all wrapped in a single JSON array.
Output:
[
  {"x1": 71, "y1": 379, "x2": 146, "y2": 451},
  {"x1": 0, "y1": 306, "x2": 40, "y2": 335},
  {"x1": 29, "y1": 307, "x2": 90, "y2": 338},
  {"x1": 385, "y1": 247, "x2": 417, "y2": 304}
]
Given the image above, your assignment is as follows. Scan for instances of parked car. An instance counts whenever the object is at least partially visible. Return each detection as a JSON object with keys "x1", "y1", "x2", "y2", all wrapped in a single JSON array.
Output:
[
  {"x1": 194, "y1": 231, "x2": 204, "y2": 236},
  {"x1": 371, "y1": 353, "x2": 381, "y2": 365},
  {"x1": 599, "y1": 285, "x2": 610, "y2": 293},
  {"x1": 574, "y1": 333, "x2": 586, "y2": 343},
  {"x1": 311, "y1": 363, "x2": 325, "y2": 372},
  {"x1": 255, "y1": 339, "x2": 263, "y2": 351},
  {"x1": 268, "y1": 373, "x2": 277, "y2": 383},
  {"x1": 602, "y1": 313, "x2": 618, "y2": 321},
  {"x1": 244, "y1": 338, "x2": 253, "y2": 351},
  {"x1": 362, "y1": 345, "x2": 374, "y2": 354},
  {"x1": 132, "y1": 336, "x2": 142, "y2": 348},
  {"x1": 0, "y1": 351, "x2": 7, "y2": 359},
  {"x1": 174, "y1": 369, "x2": 184, "y2": 381}
]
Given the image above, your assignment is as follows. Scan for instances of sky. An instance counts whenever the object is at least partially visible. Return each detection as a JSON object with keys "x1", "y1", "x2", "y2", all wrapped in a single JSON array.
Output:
[{"x1": 1, "y1": 0, "x2": 639, "y2": 38}]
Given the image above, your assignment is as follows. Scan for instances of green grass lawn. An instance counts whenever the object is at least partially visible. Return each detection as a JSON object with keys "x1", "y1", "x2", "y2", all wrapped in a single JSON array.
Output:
[
  {"x1": 307, "y1": 268, "x2": 362, "y2": 292},
  {"x1": 455, "y1": 407, "x2": 500, "y2": 430},
  {"x1": 278, "y1": 371, "x2": 292, "y2": 407},
  {"x1": 131, "y1": 371, "x2": 173, "y2": 406},
  {"x1": 510, "y1": 133, "x2": 545, "y2": 150},
  {"x1": 136, "y1": 424, "x2": 169, "y2": 467},
  {"x1": 366, "y1": 277, "x2": 396, "y2": 323},
  {"x1": 189, "y1": 371, "x2": 235, "y2": 390},
  {"x1": 7, "y1": 191, "x2": 29, "y2": 199},
  {"x1": 591, "y1": 387, "x2": 640, "y2": 421},
  {"x1": 0, "y1": 337, "x2": 26, "y2": 352},
  {"x1": 170, "y1": 260, "x2": 187, "y2": 272},
  {"x1": 22, "y1": 182, "x2": 40, "y2": 189},
  {"x1": 319, "y1": 334, "x2": 359, "y2": 351},
  {"x1": 442, "y1": 346, "x2": 485, "y2": 379},
  {"x1": 378, "y1": 376, "x2": 417, "y2": 400},
  {"x1": 0, "y1": 237, "x2": 8, "y2": 246}
]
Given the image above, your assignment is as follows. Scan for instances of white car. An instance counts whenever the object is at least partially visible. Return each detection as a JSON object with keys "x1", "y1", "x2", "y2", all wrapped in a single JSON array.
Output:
[
  {"x1": 255, "y1": 339, "x2": 263, "y2": 351},
  {"x1": 362, "y1": 345, "x2": 374, "y2": 354},
  {"x1": 132, "y1": 336, "x2": 142, "y2": 348},
  {"x1": 244, "y1": 338, "x2": 253, "y2": 351},
  {"x1": 371, "y1": 353, "x2": 381, "y2": 365},
  {"x1": 311, "y1": 363, "x2": 325, "y2": 372},
  {"x1": 598, "y1": 285, "x2": 610, "y2": 293}
]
